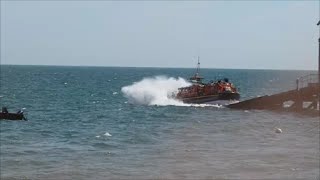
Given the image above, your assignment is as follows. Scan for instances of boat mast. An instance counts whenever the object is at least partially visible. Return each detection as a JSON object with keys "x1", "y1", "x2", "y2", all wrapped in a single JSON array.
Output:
[
  {"x1": 190, "y1": 56, "x2": 203, "y2": 83},
  {"x1": 196, "y1": 56, "x2": 200, "y2": 76}
]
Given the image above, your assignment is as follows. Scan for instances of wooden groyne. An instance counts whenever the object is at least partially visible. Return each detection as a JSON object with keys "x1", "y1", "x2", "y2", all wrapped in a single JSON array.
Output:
[{"x1": 227, "y1": 74, "x2": 320, "y2": 117}]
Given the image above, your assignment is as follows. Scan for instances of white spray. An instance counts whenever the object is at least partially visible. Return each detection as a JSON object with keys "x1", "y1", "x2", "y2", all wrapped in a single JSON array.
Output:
[{"x1": 121, "y1": 76, "x2": 190, "y2": 106}]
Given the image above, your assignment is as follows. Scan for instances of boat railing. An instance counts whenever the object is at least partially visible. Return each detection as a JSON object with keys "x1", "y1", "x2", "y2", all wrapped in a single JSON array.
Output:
[{"x1": 296, "y1": 73, "x2": 319, "y2": 90}]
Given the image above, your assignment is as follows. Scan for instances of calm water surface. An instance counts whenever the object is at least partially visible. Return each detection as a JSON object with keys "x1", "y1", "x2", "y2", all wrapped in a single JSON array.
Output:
[{"x1": 0, "y1": 65, "x2": 319, "y2": 179}]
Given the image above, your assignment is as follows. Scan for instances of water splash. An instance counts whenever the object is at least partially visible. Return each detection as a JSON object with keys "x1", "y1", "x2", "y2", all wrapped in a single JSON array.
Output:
[{"x1": 121, "y1": 76, "x2": 189, "y2": 106}]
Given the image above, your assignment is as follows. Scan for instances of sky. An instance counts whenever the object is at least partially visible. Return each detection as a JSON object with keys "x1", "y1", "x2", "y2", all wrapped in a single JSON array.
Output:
[{"x1": 0, "y1": 1, "x2": 319, "y2": 70}]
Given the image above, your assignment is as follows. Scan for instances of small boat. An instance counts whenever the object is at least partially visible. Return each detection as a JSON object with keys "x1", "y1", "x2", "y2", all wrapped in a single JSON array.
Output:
[
  {"x1": 0, "y1": 107, "x2": 27, "y2": 121},
  {"x1": 174, "y1": 57, "x2": 240, "y2": 103}
]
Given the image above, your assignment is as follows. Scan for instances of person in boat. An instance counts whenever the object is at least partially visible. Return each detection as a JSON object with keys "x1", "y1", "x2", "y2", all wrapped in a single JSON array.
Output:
[
  {"x1": 17, "y1": 109, "x2": 23, "y2": 114},
  {"x1": 2, "y1": 107, "x2": 8, "y2": 114}
]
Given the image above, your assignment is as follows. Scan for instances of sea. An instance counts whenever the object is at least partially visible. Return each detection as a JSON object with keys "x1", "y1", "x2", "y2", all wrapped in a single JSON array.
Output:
[{"x1": 0, "y1": 65, "x2": 319, "y2": 179}]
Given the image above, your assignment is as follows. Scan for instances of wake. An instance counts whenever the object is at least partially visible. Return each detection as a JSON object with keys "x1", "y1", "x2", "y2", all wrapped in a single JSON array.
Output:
[{"x1": 121, "y1": 76, "x2": 222, "y2": 108}]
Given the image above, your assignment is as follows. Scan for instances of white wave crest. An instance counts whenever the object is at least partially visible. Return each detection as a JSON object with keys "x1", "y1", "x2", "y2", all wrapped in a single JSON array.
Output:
[{"x1": 104, "y1": 132, "x2": 112, "y2": 137}]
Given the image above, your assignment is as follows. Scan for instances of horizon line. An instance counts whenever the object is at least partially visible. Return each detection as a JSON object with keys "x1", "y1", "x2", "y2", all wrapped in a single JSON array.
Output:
[{"x1": 0, "y1": 63, "x2": 317, "y2": 71}]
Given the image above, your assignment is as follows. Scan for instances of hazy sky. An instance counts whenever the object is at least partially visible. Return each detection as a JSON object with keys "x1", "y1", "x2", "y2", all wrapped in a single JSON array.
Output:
[{"x1": 1, "y1": 1, "x2": 319, "y2": 70}]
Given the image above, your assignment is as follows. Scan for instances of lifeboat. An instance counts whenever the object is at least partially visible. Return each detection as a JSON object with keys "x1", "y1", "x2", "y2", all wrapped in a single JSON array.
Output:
[{"x1": 174, "y1": 58, "x2": 240, "y2": 103}]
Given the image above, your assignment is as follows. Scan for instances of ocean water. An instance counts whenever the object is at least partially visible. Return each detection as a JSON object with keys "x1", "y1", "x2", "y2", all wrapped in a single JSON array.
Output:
[{"x1": 0, "y1": 65, "x2": 319, "y2": 179}]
